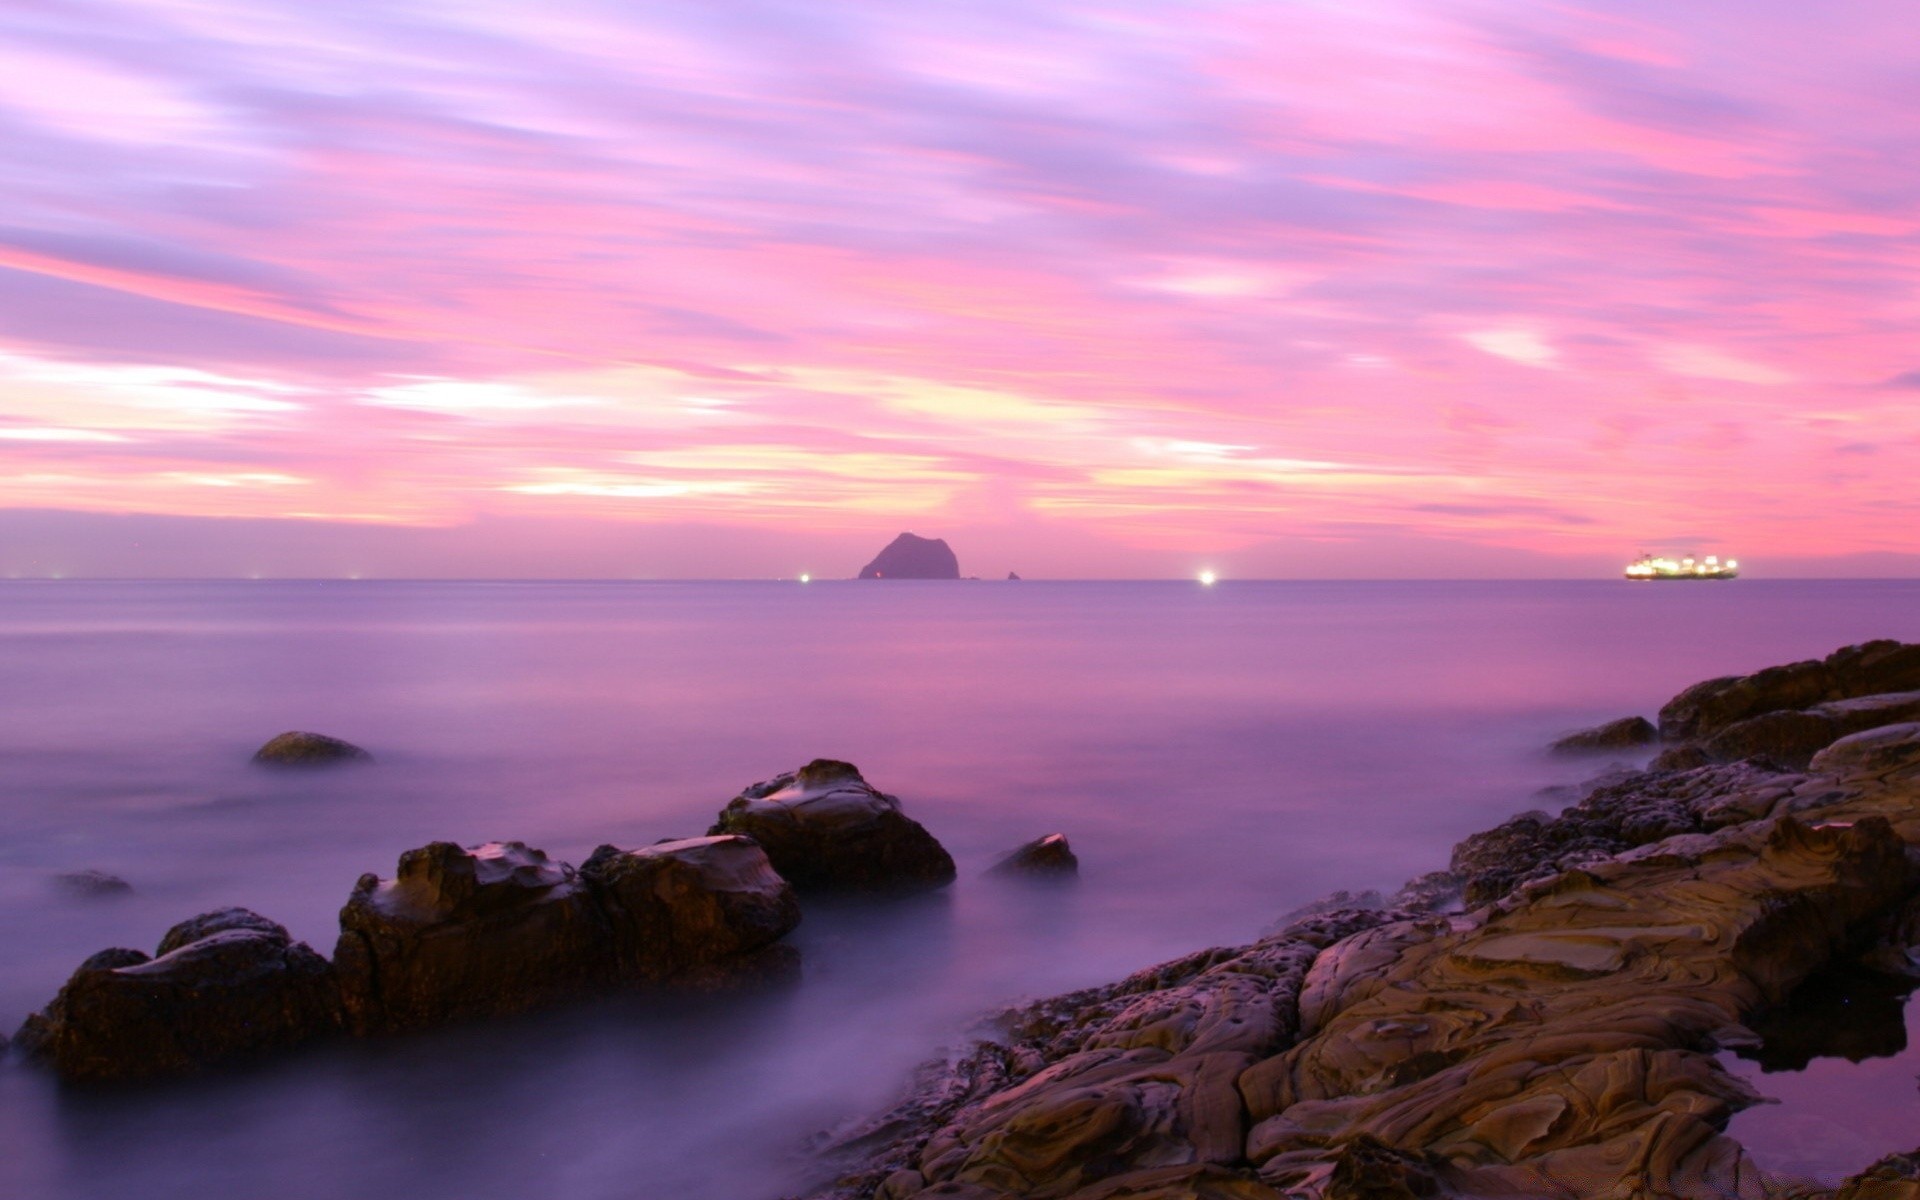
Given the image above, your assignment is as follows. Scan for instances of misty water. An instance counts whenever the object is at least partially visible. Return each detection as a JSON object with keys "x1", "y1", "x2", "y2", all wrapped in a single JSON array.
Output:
[{"x1": 3, "y1": 578, "x2": 1918, "y2": 1199}]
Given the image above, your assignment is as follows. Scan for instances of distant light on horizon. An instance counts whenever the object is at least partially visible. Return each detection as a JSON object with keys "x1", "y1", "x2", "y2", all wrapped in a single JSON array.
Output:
[
  {"x1": 799, "y1": 573, "x2": 811, "y2": 583},
  {"x1": 1198, "y1": 569, "x2": 1218, "y2": 586}
]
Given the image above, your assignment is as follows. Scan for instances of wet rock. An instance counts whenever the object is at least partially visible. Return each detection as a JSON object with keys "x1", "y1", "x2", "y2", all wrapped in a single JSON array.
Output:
[
  {"x1": 53, "y1": 869, "x2": 131, "y2": 898},
  {"x1": 986, "y1": 834, "x2": 1078, "y2": 879},
  {"x1": 859, "y1": 533, "x2": 961, "y2": 580},
  {"x1": 252, "y1": 730, "x2": 373, "y2": 767},
  {"x1": 157, "y1": 906, "x2": 290, "y2": 955},
  {"x1": 578, "y1": 834, "x2": 801, "y2": 987},
  {"x1": 16, "y1": 910, "x2": 340, "y2": 1082},
  {"x1": 1548, "y1": 715, "x2": 1657, "y2": 756},
  {"x1": 333, "y1": 840, "x2": 609, "y2": 1034},
  {"x1": 711, "y1": 760, "x2": 955, "y2": 893}
]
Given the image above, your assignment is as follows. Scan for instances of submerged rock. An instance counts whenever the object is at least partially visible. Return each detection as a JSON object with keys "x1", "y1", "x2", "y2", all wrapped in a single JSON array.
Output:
[
  {"x1": 252, "y1": 731, "x2": 373, "y2": 767},
  {"x1": 578, "y1": 834, "x2": 801, "y2": 987},
  {"x1": 53, "y1": 869, "x2": 132, "y2": 898},
  {"x1": 711, "y1": 760, "x2": 955, "y2": 893},
  {"x1": 334, "y1": 840, "x2": 609, "y2": 1034},
  {"x1": 986, "y1": 834, "x2": 1078, "y2": 879},
  {"x1": 858, "y1": 533, "x2": 960, "y2": 580},
  {"x1": 15, "y1": 909, "x2": 340, "y2": 1082},
  {"x1": 1548, "y1": 715, "x2": 1657, "y2": 755}
]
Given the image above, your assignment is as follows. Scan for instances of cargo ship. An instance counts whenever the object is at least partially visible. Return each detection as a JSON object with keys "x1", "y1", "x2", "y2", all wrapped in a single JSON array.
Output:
[{"x1": 1624, "y1": 553, "x2": 1738, "y2": 580}]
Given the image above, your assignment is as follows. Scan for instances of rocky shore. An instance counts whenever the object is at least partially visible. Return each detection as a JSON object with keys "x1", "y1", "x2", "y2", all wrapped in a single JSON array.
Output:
[{"x1": 799, "y1": 640, "x2": 1920, "y2": 1200}]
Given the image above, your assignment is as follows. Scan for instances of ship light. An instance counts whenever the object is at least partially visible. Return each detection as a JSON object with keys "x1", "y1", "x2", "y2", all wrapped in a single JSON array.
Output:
[
  {"x1": 1198, "y1": 570, "x2": 1218, "y2": 586},
  {"x1": 799, "y1": 573, "x2": 810, "y2": 583},
  {"x1": 1727, "y1": 560, "x2": 1738, "y2": 569}
]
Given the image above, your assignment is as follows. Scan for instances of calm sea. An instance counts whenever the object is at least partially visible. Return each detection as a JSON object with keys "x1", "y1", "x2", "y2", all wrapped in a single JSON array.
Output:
[{"x1": 1, "y1": 579, "x2": 1915, "y2": 1198}]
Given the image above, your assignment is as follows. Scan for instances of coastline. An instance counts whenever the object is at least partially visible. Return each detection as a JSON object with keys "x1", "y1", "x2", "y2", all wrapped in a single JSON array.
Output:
[{"x1": 797, "y1": 642, "x2": 1920, "y2": 1200}]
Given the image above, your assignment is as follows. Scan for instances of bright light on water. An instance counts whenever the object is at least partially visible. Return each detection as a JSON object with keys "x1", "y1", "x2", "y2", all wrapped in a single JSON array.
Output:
[
  {"x1": 1198, "y1": 570, "x2": 1218, "y2": 586},
  {"x1": 799, "y1": 573, "x2": 811, "y2": 583}
]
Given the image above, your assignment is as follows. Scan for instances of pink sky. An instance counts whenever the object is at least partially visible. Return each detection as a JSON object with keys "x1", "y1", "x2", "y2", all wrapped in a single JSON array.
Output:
[{"x1": 1, "y1": 0, "x2": 1916, "y2": 578}]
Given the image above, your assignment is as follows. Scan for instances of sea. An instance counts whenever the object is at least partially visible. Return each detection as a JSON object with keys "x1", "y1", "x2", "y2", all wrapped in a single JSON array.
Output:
[{"x1": 1, "y1": 578, "x2": 1916, "y2": 1199}]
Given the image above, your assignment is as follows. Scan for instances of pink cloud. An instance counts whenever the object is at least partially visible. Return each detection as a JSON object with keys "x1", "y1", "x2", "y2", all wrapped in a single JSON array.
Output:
[{"x1": 0, "y1": 0, "x2": 1916, "y2": 575}]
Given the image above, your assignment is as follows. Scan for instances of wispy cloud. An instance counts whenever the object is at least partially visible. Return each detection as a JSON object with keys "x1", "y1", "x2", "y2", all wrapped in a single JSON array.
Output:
[{"x1": 0, "y1": 0, "x2": 1914, "y2": 573}]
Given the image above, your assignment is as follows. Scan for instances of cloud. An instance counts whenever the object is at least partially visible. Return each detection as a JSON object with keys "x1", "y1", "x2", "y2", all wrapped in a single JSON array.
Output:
[{"x1": 0, "y1": 0, "x2": 1915, "y2": 573}]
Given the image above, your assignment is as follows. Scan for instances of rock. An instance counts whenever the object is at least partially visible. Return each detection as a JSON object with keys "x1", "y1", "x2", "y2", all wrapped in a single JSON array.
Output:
[
  {"x1": 711, "y1": 760, "x2": 955, "y2": 893},
  {"x1": 53, "y1": 869, "x2": 132, "y2": 898},
  {"x1": 15, "y1": 909, "x2": 340, "y2": 1082},
  {"x1": 1840, "y1": 1150, "x2": 1920, "y2": 1200},
  {"x1": 1548, "y1": 716, "x2": 1657, "y2": 755},
  {"x1": 1657, "y1": 639, "x2": 1920, "y2": 743},
  {"x1": 1007, "y1": 572, "x2": 1021, "y2": 581},
  {"x1": 859, "y1": 533, "x2": 960, "y2": 580},
  {"x1": 252, "y1": 730, "x2": 373, "y2": 767},
  {"x1": 805, "y1": 661, "x2": 1920, "y2": 1200},
  {"x1": 333, "y1": 840, "x2": 610, "y2": 1034},
  {"x1": 1701, "y1": 707, "x2": 1841, "y2": 769},
  {"x1": 578, "y1": 834, "x2": 801, "y2": 987},
  {"x1": 157, "y1": 907, "x2": 291, "y2": 955},
  {"x1": 986, "y1": 834, "x2": 1078, "y2": 879}
]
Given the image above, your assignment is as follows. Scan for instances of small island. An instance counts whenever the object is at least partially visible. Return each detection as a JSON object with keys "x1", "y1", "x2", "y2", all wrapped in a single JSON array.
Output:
[{"x1": 858, "y1": 533, "x2": 960, "y2": 580}]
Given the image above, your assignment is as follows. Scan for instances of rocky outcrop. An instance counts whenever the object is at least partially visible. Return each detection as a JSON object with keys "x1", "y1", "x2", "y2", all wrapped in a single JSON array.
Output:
[
  {"x1": 19, "y1": 831, "x2": 809, "y2": 1081},
  {"x1": 13, "y1": 909, "x2": 341, "y2": 1082},
  {"x1": 1548, "y1": 715, "x2": 1657, "y2": 755},
  {"x1": 1593, "y1": 641, "x2": 1920, "y2": 772},
  {"x1": 333, "y1": 836, "x2": 804, "y2": 1035},
  {"x1": 1658, "y1": 640, "x2": 1920, "y2": 743},
  {"x1": 252, "y1": 730, "x2": 373, "y2": 767},
  {"x1": 807, "y1": 690, "x2": 1920, "y2": 1200},
  {"x1": 986, "y1": 834, "x2": 1078, "y2": 879},
  {"x1": 333, "y1": 840, "x2": 613, "y2": 1034},
  {"x1": 579, "y1": 834, "x2": 801, "y2": 987},
  {"x1": 859, "y1": 533, "x2": 960, "y2": 580},
  {"x1": 711, "y1": 760, "x2": 956, "y2": 893}
]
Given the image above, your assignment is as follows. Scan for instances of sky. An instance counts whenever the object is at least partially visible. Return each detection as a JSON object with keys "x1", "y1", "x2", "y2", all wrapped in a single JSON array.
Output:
[{"x1": 1, "y1": 0, "x2": 1917, "y2": 579}]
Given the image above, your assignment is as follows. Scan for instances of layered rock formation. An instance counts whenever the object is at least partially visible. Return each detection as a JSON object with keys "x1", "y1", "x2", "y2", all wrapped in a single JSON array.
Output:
[
  {"x1": 859, "y1": 533, "x2": 960, "y2": 580},
  {"x1": 713, "y1": 759, "x2": 956, "y2": 893},
  {"x1": 803, "y1": 653, "x2": 1920, "y2": 1200}
]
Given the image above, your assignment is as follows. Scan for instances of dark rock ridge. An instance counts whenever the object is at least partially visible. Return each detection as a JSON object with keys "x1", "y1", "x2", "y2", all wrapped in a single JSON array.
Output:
[
  {"x1": 19, "y1": 834, "x2": 802, "y2": 1080},
  {"x1": 335, "y1": 835, "x2": 801, "y2": 1034},
  {"x1": 986, "y1": 834, "x2": 1078, "y2": 879},
  {"x1": 712, "y1": 759, "x2": 957, "y2": 893},
  {"x1": 1548, "y1": 715, "x2": 1657, "y2": 755},
  {"x1": 1658, "y1": 638, "x2": 1920, "y2": 744},
  {"x1": 252, "y1": 730, "x2": 373, "y2": 767},
  {"x1": 802, "y1": 656, "x2": 1920, "y2": 1200},
  {"x1": 14, "y1": 908, "x2": 342, "y2": 1083},
  {"x1": 859, "y1": 533, "x2": 960, "y2": 580}
]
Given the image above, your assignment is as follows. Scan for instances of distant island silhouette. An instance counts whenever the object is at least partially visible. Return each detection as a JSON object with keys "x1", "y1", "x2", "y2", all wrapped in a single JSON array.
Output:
[{"x1": 858, "y1": 533, "x2": 959, "y2": 579}]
